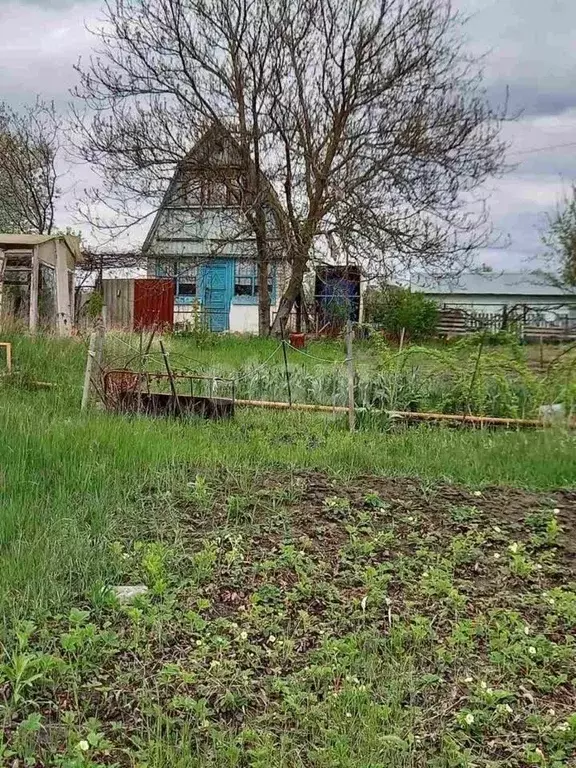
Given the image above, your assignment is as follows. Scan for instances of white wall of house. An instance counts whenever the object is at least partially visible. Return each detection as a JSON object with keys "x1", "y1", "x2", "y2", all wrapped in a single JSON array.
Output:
[
  {"x1": 173, "y1": 279, "x2": 284, "y2": 333},
  {"x1": 229, "y1": 301, "x2": 281, "y2": 333}
]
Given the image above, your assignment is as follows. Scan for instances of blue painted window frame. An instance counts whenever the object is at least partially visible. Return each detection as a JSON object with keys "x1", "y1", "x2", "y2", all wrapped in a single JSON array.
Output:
[
  {"x1": 156, "y1": 259, "x2": 199, "y2": 305},
  {"x1": 232, "y1": 259, "x2": 276, "y2": 305}
]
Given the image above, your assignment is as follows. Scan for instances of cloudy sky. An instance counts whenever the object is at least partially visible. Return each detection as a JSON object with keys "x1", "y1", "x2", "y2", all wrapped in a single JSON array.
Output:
[{"x1": 0, "y1": 0, "x2": 575, "y2": 269}]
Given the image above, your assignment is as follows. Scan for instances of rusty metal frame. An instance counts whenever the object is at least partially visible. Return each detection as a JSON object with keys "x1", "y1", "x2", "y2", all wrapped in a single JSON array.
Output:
[{"x1": 103, "y1": 368, "x2": 236, "y2": 413}]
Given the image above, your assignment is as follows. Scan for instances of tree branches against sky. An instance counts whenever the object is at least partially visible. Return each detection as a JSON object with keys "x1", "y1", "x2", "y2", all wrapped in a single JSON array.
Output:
[{"x1": 0, "y1": 0, "x2": 574, "y2": 265}]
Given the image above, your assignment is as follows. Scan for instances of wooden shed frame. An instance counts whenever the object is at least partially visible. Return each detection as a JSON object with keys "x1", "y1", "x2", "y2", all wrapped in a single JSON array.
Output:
[{"x1": 0, "y1": 234, "x2": 81, "y2": 336}]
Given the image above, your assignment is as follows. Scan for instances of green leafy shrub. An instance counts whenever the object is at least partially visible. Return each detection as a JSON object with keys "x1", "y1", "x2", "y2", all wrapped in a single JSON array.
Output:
[
  {"x1": 85, "y1": 291, "x2": 104, "y2": 319},
  {"x1": 365, "y1": 286, "x2": 439, "y2": 340}
]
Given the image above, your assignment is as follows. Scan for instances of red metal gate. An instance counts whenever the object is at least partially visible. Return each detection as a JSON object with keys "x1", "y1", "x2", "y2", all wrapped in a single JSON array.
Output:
[{"x1": 134, "y1": 279, "x2": 174, "y2": 330}]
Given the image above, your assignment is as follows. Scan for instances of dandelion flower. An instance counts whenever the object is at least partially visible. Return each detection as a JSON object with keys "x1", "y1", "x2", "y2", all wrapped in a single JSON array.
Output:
[
  {"x1": 524, "y1": 625, "x2": 530, "y2": 635},
  {"x1": 240, "y1": 631, "x2": 248, "y2": 640},
  {"x1": 465, "y1": 713, "x2": 475, "y2": 725},
  {"x1": 345, "y1": 712, "x2": 352, "y2": 718},
  {"x1": 508, "y1": 543, "x2": 519, "y2": 554},
  {"x1": 528, "y1": 646, "x2": 537, "y2": 655},
  {"x1": 78, "y1": 741, "x2": 90, "y2": 752},
  {"x1": 473, "y1": 491, "x2": 482, "y2": 497},
  {"x1": 493, "y1": 553, "x2": 501, "y2": 559},
  {"x1": 268, "y1": 635, "x2": 276, "y2": 644}
]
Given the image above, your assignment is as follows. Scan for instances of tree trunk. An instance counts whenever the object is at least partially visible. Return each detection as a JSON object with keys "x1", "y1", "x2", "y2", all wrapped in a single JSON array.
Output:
[
  {"x1": 257, "y1": 254, "x2": 270, "y2": 336},
  {"x1": 295, "y1": 291, "x2": 302, "y2": 333},
  {"x1": 271, "y1": 256, "x2": 307, "y2": 335}
]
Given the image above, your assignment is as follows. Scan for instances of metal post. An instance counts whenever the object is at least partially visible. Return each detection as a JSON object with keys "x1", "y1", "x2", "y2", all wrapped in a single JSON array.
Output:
[{"x1": 346, "y1": 319, "x2": 355, "y2": 432}]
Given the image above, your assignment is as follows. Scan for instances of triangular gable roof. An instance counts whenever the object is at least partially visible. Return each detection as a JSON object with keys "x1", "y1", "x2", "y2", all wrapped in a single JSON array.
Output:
[{"x1": 142, "y1": 125, "x2": 286, "y2": 257}]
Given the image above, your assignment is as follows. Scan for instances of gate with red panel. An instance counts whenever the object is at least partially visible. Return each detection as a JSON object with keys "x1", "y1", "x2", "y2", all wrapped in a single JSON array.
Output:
[{"x1": 133, "y1": 278, "x2": 174, "y2": 330}]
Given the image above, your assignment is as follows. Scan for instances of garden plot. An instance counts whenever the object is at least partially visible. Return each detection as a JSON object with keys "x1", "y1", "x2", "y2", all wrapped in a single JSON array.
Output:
[{"x1": 2, "y1": 469, "x2": 575, "y2": 767}]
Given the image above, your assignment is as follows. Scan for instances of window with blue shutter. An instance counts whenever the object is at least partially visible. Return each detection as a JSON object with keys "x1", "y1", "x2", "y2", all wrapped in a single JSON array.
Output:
[
  {"x1": 233, "y1": 259, "x2": 275, "y2": 304},
  {"x1": 156, "y1": 260, "x2": 198, "y2": 303}
]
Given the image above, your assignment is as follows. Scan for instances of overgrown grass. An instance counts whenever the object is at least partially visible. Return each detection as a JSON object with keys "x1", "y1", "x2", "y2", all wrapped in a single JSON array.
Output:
[
  {"x1": 0, "y1": 333, "x2": 575, "y2": 766},
  {"x1": 1, "y1": 333, "x2": 575, "y2": 620}
]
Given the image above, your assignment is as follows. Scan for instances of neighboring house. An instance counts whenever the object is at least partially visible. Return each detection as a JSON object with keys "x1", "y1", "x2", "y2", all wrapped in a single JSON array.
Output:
[
  {"x1": 411, "y1": 271, "x2": 576, "y2": 322},
  {"x1": 143, "y1": 129, "x2": 287, "y2": 333}
]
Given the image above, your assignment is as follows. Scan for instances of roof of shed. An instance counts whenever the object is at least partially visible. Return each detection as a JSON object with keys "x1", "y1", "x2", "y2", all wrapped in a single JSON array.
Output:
[
  {"x1": 0, "y1": 233, "x2": 82, "y2": 262},
  {"x1": 411, "y1": 271, "x2": 574, "y2": 297}
]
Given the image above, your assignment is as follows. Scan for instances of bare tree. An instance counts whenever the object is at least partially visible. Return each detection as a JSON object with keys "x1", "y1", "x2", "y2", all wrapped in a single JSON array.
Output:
[
  {"x1": 74, "y1": 0, "x2": 507, "y2": 334},
  {"x1": 541, "y1": 185, "x2": 576, "y2": 287},
  {"x1": 0, "y1": 99, "x2": 61, "y2": 235}
]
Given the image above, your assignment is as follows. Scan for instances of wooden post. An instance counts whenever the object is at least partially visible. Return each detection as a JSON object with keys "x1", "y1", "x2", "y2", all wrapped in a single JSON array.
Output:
[
  {"x1": 0, "y1": 342, "x2": 12, "y2": 373},
  {"x1": 55, "y1": 239, "x2": 72, "y2": 336},
  {"x1": 539, "y1": 335, "x2": 544, "y2": 372},
  {"x1": 81, "y1": 330, "x2": 98, "y2": 411},
  {"x1": 465, "y1": 331, "x2": 486, "y2": 419},
  {"x1": 94, "y1": 315, "x2": 105, "y2": 371},
  {"x1": 346, "y1": 319, "x2": 355, "y2": 432},
  {"x1": 399, "y1": 327, "x2": 406, "y2": 353},
  {"x1": 0, "y1": 249, "x2": 5, "y2": 321},
  {"x1": 29, "y1": 246, "x2": 39, "y2": 333}
]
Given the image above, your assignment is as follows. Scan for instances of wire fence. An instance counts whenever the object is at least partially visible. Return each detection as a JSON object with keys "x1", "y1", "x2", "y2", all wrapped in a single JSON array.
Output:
[{"x1": 95, "y1": 328, "x2": 357, "y2": 417}]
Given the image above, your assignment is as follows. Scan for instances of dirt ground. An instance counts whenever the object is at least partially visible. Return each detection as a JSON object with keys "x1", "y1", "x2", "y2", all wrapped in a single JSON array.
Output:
[{"x1": 6, "y1": 469, "x2": 576, "y2": 766}]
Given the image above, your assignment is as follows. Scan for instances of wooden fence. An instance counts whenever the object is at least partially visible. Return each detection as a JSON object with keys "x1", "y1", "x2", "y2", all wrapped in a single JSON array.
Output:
[{"x1": 437, "y1": 308, "x2": 576, "y2": 341}]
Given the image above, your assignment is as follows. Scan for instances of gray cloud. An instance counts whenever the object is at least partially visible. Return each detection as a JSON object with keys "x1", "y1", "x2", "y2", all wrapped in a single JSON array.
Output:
[{"x1": 461, "y1": 0, "x2": 576, "y2": 119}]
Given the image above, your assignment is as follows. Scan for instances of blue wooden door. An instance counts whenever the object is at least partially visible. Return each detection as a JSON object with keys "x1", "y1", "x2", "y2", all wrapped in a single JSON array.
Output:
[{"x1": 201, "y1": 261, "x2": 231, "y2": 331}]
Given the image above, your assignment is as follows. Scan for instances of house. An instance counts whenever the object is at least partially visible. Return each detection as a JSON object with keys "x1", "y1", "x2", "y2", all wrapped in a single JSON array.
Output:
[
  {"x1": 142, "y1": 129, "x2": 288, "y2": 333},
  {"x1": 411, "y1": 271, "x2": 576, "y2": 323},
  {"x1": 0, "y1": 233, "x2": 80, "y2": 335}
]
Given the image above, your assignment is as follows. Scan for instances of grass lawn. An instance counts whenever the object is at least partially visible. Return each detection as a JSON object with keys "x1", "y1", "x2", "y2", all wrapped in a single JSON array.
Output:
[{"x1": 0, "y1": 333, "x2": 575, "y2": 766}]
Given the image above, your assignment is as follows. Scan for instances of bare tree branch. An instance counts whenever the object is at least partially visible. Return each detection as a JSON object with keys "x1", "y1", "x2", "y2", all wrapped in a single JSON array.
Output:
[{"x1": 0, "y1": 99, "x2": 62, "y2": 235}]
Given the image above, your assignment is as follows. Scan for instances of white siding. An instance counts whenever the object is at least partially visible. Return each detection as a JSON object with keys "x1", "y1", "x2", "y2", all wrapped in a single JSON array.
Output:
[{"x1": 432, "y1": 294, "x2": 576, "y2": 322}]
